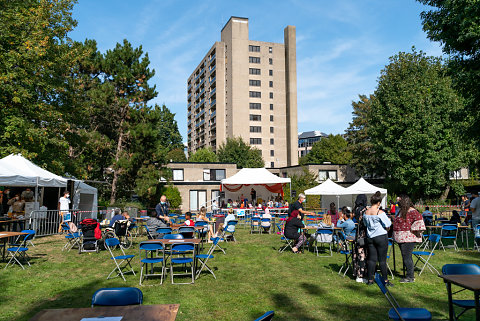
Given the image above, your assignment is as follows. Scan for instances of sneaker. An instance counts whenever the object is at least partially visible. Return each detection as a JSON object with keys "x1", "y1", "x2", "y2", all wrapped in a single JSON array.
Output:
[
  {"x1": 385, "y1": 281, "x2": 394, "y2": 287},
  {"x1": 399, "y1": 278, "x2": 415, "y2": 283},
  {"x1": 366, "y1": 280, "x2": 374, "y2": 286},
  {"x1": 356, "y1": 277, "x2": 365, "y2": 283}
]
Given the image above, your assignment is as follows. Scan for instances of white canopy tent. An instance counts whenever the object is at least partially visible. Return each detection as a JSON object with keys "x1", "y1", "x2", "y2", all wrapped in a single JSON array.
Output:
[
  {"x1": 0, "y1": 154, "x2": 97, "y2": 215},
  {"x1": 0, "y1": 154, "x2": 67, "y2": 187},
  {"x1": 343, "y1": 177, "x2": 388, "y2": 208},
  {"x1": 221, "y1": 168, "x2": 291, "y2": 203},
  {"x1": 304, "y1": 178, "x2": 351, "y2": 209}
]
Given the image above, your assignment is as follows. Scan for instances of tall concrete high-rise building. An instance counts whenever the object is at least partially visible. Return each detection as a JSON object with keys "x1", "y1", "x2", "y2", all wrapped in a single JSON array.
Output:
[{"x1": 187, "y1": 16, "x2": 298, "y2": 168}]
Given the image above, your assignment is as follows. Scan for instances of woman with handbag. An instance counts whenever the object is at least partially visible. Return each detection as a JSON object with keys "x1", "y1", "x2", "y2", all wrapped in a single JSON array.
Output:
[
  {"x1": 364, "y1": 191, "x2": 392, "y2": 286},
  {"x1": 393, "y1": 195, "x2": 425, "y2": 283}
]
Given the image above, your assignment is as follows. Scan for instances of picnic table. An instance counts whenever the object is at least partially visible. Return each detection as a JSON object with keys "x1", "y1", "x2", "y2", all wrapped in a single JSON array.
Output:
[{"x1": 439, "y1": 274, "x2": 480, "y2": 320}]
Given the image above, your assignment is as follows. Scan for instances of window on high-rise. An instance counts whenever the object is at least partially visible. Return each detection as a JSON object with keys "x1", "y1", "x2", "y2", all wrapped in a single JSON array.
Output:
[
  {"x1": 249, "y1": 45, "x2": 260, "y2": 52},
  {"x1": 249, "y1": 56, "x2": 261, "y2": 63},
  {"x1": 270, "y1": 150, "x2": 274, "y2": 156},
  {"x1": 269, "y1": 69, "x2": 273, "y2": 76},
  {"x1": 250, "y1": 138, "x2": 262, "y2": 145},
  {"x1": 269, "y1": 92, "x2": 273, "y2": 99},
  {"x1": 250, "y1": 114, "x2": 261, "y2": 121},
  {"x1": 249, "y1": 80, "x2": 261, "y2": 86},
  {"x1": 270, "y1": 115, "x2": 274, "y2": 121},
  {"x1": 270, "y1": 104, "x2": 273, "y2": 110},
  {"x1": 249, "y1": 68, "x2": 261, "y2": 75},
  {"x1": 270, "y1": 127, "x2": 274, "y2": 133},
  {"x1": 269, "y1": 58, "x2": 273, "y2": 65},
  {"x1": 249, "y1": 91, "x2": 261, "y2": 98},
  {"x1": 269, "y1": 47, "x2": 273, "y2": 53},
  {"x1": 269, "y1": 81, "x2": 273, "y2": 87},
  {"x1": 249, "y1": 103, "x2": 261, "y2": 110},
  {"x1": 250, "y1": 126, "x2": 262, "y2": 133},
  {"x1": 270, "y1": 138, "x2": 274, "y2": 145}
]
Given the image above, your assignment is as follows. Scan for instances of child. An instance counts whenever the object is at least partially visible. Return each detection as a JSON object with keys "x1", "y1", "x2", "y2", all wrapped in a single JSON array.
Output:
[{"x1": 184, "y1": 212, "x2": 195, "y2": 226}]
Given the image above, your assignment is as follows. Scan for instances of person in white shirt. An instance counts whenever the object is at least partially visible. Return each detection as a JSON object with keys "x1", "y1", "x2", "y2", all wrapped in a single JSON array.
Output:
[{"x1": 58, "y1": 191, "x2": 71, "y2": 233}]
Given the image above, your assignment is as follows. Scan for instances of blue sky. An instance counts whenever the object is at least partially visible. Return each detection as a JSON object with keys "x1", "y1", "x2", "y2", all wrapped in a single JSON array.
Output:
[{"x1": 70, "y1": 0, "x2": 442, "y2": 141}]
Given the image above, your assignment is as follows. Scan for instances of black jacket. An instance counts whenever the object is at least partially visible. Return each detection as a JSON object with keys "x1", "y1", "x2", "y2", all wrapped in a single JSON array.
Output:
[{"x1": 284, "y1": 217, "x2": 304, "y2": 240}]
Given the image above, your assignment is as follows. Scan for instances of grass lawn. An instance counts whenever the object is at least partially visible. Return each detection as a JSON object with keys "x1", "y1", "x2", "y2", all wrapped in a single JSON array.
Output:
[{"x1": 1, "y1": 227, "x2": 480, "y2": 321}]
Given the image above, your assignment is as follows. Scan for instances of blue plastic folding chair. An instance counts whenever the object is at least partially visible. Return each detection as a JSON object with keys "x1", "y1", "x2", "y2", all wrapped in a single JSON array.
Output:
[
  {"x1": 222, "y1": 220, "x2": 238, "y2": 242},
  {"x1": 196, "y1": 237, "x2": 221, "y2": 279},
  {"x1": 4, "y1": 230, "x2": 35, "y2": 269},
  {"x1": 442, "y1": 264, "x2": 480, "y2": 320},
  {"x1": 61, "y1": 223, "x2": 80, "y2": 251},
  {"x1": 169, "y1": 242, "x2": 195, "y2": 284},
  {"x1": 91, "y1": 287, "x2": 143, "y2": 307},
  {"x1": 338, "y1": 232, "x2": 353, "y2": 277},
  {"x1": 312, "y1": 228, "x2": 334, "y2": 257},
  {"x1": 474, "y1": 224, "x2": 480, "y2": 251},
  {"x1": 156, "y1": 227, "x2": 173, "y2": 239},
  {"x1": 412, "y1": 234, "x2": 440, "y2": 276},
  {"x1": 440, "y1": 224, "x2": 459, "y2": 251},
  {"x1": 139, "y1": 242, "x2": 165, "y2": 285},
  {"x1": 250, "y1": 217, "x2": 261, "y2": 234},
  {"x1": 254, "y1": 310, "x2": 275, "y2": 321},
  {"x1": 178, "y1": 226, "x2": 195, "y2": 239},
  {"x1": 105, "y1": 238, "x2": 136, "y2": 281},
  {"x1": 375, "y1": 273, "x2": 432, "y2": 320}
]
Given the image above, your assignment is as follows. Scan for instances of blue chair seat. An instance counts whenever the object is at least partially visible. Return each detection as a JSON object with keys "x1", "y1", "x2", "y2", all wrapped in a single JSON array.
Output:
[
  {"x1": 111, "y1": 255, "x2": 135, "y2": 260},
  {"x1": 412, "y1": 251, "x2": 434, "y2": 256},
  {"x1": 340, "y1": 250, "x2": 351, "y2": 255},
  {"x1": 452, "y1": 299, "x2": 476, "y2": 308},
  {"x1": 388, "y1": 307, "x2": 432, "y2": 320},
  {"x1": 196, "y1": 254, "x2": 214, "y2": 259},
  {"x1": 171, "y1": 257, "x2": 193, "y2": 264},
  {"x1": 442, "y1": 236, "x2": 456, "y2": 239},
  {"x1": 7, "y1": 247, "x2": 28, "y2": 252},
  {"x1": 141, "y1": 258, "x2": 164, "y2": 264}
]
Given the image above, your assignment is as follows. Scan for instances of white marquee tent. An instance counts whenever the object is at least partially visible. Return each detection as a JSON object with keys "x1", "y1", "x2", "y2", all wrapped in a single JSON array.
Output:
[
  {"x1": 304, "y1": 178, "x2": 388, "y2": 209},
  {"x1": 304, "y1": 178, "x2": 351, "y2": 209},
  {"x1": 343, "y1": 178, "x2": 388, "y2": 208},
  {"x1": 221, "y1": 168, "x2": 291, "y2": 203},
  {"x1": 0, "y1": 154, "x2": 97, "y2": 214}
]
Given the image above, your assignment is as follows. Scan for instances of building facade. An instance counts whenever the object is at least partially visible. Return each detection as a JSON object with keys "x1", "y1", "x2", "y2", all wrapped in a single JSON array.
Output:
[
  {"x1": 298, "y1": 131, "x2": 328, "y2": 158},
  {"x1": 187, "y1": 16, "x2": 298, "y2": 168}
]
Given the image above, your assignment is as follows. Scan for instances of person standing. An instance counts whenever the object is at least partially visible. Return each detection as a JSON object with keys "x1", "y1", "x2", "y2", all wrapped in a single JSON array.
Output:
[
  {"x1": 290, "y1": 193, "x2": 314, "y2": 220},
  {"x1": 393, "y1": 195, "x2": 425, "y2": 283},
  {"x1": 364, "y1": 191, "x2": 392, "y2": 286},
  {"x1": 212, "y1": 199, "x2": 218, "y2": 215},
  {"x1": 58, "y1": 191, "x2": 70, "y2": 233},
  {"x1": 470, "y1": 192, "x2": 480, "y2": 235},
  {"x1": 353, "y1": 194, "x2": 368, "y2": 283},
  {"x1": 155, "y1": 195, "x2": 171, "y2": 225},
  {"x1": 250, "y1": 188, "x2": 256, "y2": 204},
  {"x1": 0, "y1": 190, "x2": 3, "y2": 216},
  {"x1": 327, "y1": 202, "x2": 340, "y2": 226},
  {"x1": 2, "y1": 188, "x2": 10, "y2": 215}
]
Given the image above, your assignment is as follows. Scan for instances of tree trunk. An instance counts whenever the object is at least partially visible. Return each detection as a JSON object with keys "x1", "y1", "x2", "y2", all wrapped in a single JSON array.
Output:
[
  {"x1": 439, "y1": 184, "x2": 450, "y2": 201},
  {"x1": 110, "y1": 118, "x2": 125, "y2": 205}
]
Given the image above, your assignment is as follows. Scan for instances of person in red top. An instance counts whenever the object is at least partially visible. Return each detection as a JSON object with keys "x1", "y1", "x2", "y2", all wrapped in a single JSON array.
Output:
[
  {"x1": 393, "y1": 195, "x2": 425, "y2": 283},
  {"x1": 184, "y1": 212, "x2": 195, "y2": 226},
  {"x1": 327, "y1": 202, "x2": 340, "y2": 226}
]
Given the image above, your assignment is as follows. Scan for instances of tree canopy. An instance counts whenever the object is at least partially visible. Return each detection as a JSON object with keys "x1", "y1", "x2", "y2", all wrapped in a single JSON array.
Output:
[
  {"x1": 217, "y1": 137, "x2": 264, "y2": 168},
  {"x1": 189, "y1": 147, "x2": 219, "y2": 163},
  {"x1": 359, "y1": 49, "x2": 467, "y2": 198},
  {"x1": 300, "y1": 134, "x2": 351, "y2": 165}
]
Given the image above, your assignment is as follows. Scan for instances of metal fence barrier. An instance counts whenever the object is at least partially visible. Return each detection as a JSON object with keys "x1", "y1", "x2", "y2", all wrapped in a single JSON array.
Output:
[{"x1": 29, "y1": 210, "x2": 108, "y2": 237}]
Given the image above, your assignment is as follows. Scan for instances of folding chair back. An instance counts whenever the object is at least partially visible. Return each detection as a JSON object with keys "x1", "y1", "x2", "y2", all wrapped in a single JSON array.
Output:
[
  {"x1": 440, "y1": 224, "x2": 458, "y2": 250},
  {"x1": 104, "y1": 238, "x2": 136, "y2": 281},
  {"x1": 114, "y1": 220, "x2": 129, "y2": 237},
  {"x1": 254, "y1": 310, "x2": 275, "y2": 321},
  {"x1": 374, "y1": 273, "x2": 432, "y2": 321},
  {"x1": 139, "y1": 242, "x2": 165, "y2": 285},
  {"x1": 178, "y1": 227, "x2": 194, "y2": 239},
  {"x1": 313, "y1": 228, "x2": 334, "y2": 257},
  {"x1": 156, "y1": 227, "x2": 173, "y2": 235},
  {"x1": 250, "y1": 217, "x2": 261, "y2": 234},
  {"x1": 91, "y1": 287, "x2": 143, "y2": 307},
  {"x1": 163, "y1": 233, "x2": 184, "y2": 240},
  {"x1": 412, "y1": 234, "x2": 440, "y2": 276},
  {"x1": 170, "y1": 242, "x2": 195, "y2": 284},
  {"x1": 4, "y1": 231, "x2": 33, "y2": 270},
  {"x1": 224, "y1": 220, "x2": 238, "y2": 241},
  {"x1": 196, "y1": 237, "x2": 220, "y2": 280}
]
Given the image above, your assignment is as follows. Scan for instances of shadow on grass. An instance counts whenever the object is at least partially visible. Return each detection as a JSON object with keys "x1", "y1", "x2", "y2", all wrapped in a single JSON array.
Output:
[{"x1": 11, "y1": 278, "x2": 128, "y2": 321}]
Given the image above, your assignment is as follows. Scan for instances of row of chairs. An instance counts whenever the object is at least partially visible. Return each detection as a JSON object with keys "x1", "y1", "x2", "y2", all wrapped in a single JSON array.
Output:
[{"x1": 105, "y1": 234, "x2": 225, "y2": 284}]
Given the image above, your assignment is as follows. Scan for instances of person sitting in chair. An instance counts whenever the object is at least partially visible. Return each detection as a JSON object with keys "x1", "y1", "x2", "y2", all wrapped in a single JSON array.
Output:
[
  {"x1": 337, "y1": 209, "x2": 356, "y2": 238},
  {"x1": 145, "y1": 210, "x2": 168, "y2": 239},
  {"x1": 284, "y1": 210, "x2": 306, "y2": 253},
  {"x1": 184, "y1": 212, "x2": 195, "y2": 226},
  {"x1": 109, "y1": 208, "x2": 124, "y2": 227},
  {"x1": 261, "y1": 207, "x2": 272, "y2": 232}
]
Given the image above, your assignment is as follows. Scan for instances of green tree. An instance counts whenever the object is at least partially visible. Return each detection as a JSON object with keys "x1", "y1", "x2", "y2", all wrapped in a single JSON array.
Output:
[
  {"x1": 161, "y1": 185, "x2": 182, "y2": 209},
  {"x1": 368, "y1": 49, "x2": 467, "y2": 198},
  {"x1": 217, "y1": 137, "x2": 264, "y2": 168},
  {"x1": 345, "y1": 95, "x2": 379, "y2": 176},
  {"x1": 0, "y1": 0, "x2": 83, "y2": 173},
  {"x1": 417, "y1": 0, "x2": 480, "y2": 159},
  {"x1": 167, "y1": 148, "x2": 187, "y2": 163},
  {"x1": 302, "y1": 134, "x2": 352, "y2": 165},
  {"x1": 283, "y1": 167, "x2": 320, "y2": 208},
  {"x1": 189, "y1": 147, "x2": 218, "y2": 162}
]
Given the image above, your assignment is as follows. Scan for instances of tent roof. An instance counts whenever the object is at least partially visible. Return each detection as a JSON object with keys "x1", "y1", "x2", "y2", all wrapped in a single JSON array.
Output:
[
  {"x1": 0, "y1": 154, "x2": 68, "y2": 187},
  {"x1": 304, "y1": 179, "x2": 347, "y2": 195},
  {"x1": 221, "y1": 168, "x2": 290, "y2": 185},
  {"x1": 74, "y1": 180, "x2": 97, "y2": 194},
  {"x1": 343, "y1": 177, "x2": 387, "y2": 195}
]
